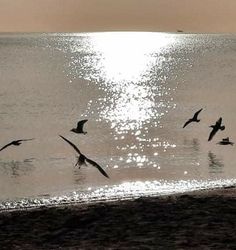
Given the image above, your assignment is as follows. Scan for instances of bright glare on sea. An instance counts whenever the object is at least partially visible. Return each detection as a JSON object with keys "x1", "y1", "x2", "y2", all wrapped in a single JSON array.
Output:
[{"x1": 0, "y1": 32, "x2": 236, "y2": 210}]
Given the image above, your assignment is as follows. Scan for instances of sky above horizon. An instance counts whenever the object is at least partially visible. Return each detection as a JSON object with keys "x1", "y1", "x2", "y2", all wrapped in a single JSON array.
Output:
[{"x1": 0, "y1": 0, "x2": 236, "y2": 33}]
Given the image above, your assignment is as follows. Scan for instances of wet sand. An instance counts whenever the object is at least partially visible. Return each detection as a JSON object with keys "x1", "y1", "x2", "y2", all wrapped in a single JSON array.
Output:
[{"x1": 1, "y1": 187, "x2": 236, "y2": 249}]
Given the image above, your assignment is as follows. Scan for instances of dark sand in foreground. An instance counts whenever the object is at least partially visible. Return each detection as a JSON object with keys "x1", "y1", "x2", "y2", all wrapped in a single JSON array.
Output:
[{"x1": 1, "y1": 187, "x2": 236, "y2": 249}]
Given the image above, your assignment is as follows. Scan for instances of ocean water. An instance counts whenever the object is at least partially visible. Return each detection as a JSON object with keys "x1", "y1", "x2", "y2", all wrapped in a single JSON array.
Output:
[{"x1": 1, "y1": 32, "x2": 236, "y2": 210}]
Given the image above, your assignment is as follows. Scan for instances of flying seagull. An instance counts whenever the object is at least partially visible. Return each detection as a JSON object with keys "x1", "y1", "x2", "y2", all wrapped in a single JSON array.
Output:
[
  {"x1": 208, "y1": 117, "x2": 225, "y2": 141},
  {"x1": 71, "y1": 119, "x2": 88, "y2": 135},
  {"x1": 217, "y1": 137, "x2": 234, "y2": 146},
  {"x1": 183, "y1": 108, "x2": 203, "y2": 128},
  {"x1": 0, "y1": 139, "x2": 35, "y2": 152},
  {"x1": 59, "y1": 135, "x2": 109, "y2": 178}
]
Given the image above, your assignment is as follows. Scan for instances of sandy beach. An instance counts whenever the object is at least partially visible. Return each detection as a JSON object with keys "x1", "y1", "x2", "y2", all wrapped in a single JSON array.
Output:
[{"x1": 0, "y1": 187, "x2": 236, "y2": 249}]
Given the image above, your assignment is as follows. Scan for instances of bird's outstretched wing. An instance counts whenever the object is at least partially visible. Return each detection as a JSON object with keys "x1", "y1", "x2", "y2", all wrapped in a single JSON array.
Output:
[
  {"x1": 59, "y1": 135, "x2": 81, "y2": 155},
  {"x1": 76, "y1": 120, "x2": 88, "y2": 131},
  {"x1": 216, "y1": 117, "x2": 222, "y2": 126},
  {"x1": 85, "y1": 158, "x2": 109, "y2": 178},
  {"x1": 193, "y1": 108, "x2": 203, "y2": 120},
  {"x1": 0, "y1": 138, "x2": 35, "y2": 152},
  {"x1": 208, "y1": 128, "x2": 217, "y2": 141},
  {"x1": 17, "y1": 138, "x2": 35, "y2": 143},
  {"x1": 0, "y1": 142, "x2": 13, "y2": 151},
  {"x1": 183, "y1": 119, "x2": 192, "y2": 128}
]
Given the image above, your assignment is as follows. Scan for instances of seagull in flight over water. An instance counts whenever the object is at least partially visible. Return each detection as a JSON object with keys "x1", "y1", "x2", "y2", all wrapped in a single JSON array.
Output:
[
  {"x1": 183, "y1": 108, "x2": 203, "y2": 128},
  {"x1": 59, "y1": 135, "x2": 109, "y2": 178},
  {"x1": 217, "y1": 137, "x2": 234, "y2": 146},
  {"x1": 0, "y1": 139, "x2": 35, "y2": 152},
  {"x1": 71, "y1": 119, "x2": 88, "y2": 135},
  {"x1": 208, "y1": 117, "x2": 225, "y2": 141}
]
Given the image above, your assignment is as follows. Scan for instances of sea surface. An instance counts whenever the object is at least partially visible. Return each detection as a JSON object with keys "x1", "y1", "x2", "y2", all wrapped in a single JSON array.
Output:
[{"x1": 1, "y1": 32, "x2": 236, "y2": 210}]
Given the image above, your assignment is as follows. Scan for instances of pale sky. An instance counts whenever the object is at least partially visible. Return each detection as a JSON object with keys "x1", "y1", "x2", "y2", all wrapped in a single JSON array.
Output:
[{"x1": 0, "y1": 0, "x2": 236, "y2": 32}]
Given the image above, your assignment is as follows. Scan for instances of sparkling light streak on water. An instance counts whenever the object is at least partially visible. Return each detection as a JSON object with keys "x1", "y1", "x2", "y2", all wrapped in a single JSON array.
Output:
[
  {"x1": 62, "y1": 32, "x2": 179, "y2": 132},
  {"x1": 55, "y1": 33, "x2": 184, "y2": 177},
  {"x1": 66, "y1": 32, "x2": 176, "y2": 82},
  {"x1": 1, "y1": 178, "x2": 236, "y2": 210},
  {"x1": 87, "y1": 32, "x2": 175, "y2": 82}
]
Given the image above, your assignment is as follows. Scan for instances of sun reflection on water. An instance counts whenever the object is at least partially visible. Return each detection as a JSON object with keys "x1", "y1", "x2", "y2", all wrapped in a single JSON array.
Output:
[
  {"x1": 65, "y1": 32, "x2": 178, "y2": 133},
  {"x1": 89, "y1": 32, "x2": 175, "y2": 82},
  {"x1": 57, "y1": 32, "x2": 183, "y2": 175},
  {"x1": 51, "y1": 33, "x2": 199, "y2": 192}
]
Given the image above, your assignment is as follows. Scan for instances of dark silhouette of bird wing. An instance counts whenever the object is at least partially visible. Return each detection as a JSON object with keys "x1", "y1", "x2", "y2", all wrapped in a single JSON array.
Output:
[
  {"x1": 59, "y1": 135, "x2": 81, "y2": 155},
  {"x1": 183, "y1": 119, "x2": 192, "y2": 128},
  {"x1": 0, "y1": 138, "x2": 34, "y2": 152},
  {"x1": 76, "y1": 120, "x2": 88, "y2": 132},
  {"x1": 208, "y1": 128, "x2": 217, "y2": 141},
  {"x1": 85, "y1": 158, "x2": 109, "y2": 178},
  {"x1": 216, "y1": 117, "x2": 222, "y2": 126},
  {"x1": 13, "y1": 138, "x2": 35, "y2": 144},
  {"x1": 193, "y1": 108, "x2": 203, "y2": 120},
  {"x1": 18, "y1": 138, "x2": 35, "y2": 142},
  {"x1": 0, "y1": 142, "x2": 14, "y2": 151}
]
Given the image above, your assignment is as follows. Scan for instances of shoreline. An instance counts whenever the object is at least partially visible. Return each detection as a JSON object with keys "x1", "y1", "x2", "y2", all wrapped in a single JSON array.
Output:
[
  {"x1": 1, "y1": 186, "x2": 236, "y2": 249},
  {"x1": 1, "y1": 184, "x2": 235, "y2": 214}
]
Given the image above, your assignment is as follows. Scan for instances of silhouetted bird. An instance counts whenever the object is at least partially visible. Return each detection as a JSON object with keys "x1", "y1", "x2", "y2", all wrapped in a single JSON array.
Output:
[
  {"x1": 217, "y1": 137, "x2": 234, "y2": 146},
  {"x1": 208, "y1": 117, "x2": 225, "y2": 141},
  {"x1": 183, "y1": 108, "x2": 203, "y2": 128},
  {"x1": 59, "y1": 135, "x2": 109, "y2": 178},
  {"x1": 71, "y1": 119, "x2": 88, "y2": 134},
  {"x1": 0, "y1": 139, "x2": 34, "y2": 152}
]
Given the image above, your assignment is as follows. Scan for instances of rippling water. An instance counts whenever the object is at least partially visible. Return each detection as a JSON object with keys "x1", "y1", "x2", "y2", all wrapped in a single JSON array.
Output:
[{"x1": 1, "y1": 32, "x2": 236, "y2": 210}]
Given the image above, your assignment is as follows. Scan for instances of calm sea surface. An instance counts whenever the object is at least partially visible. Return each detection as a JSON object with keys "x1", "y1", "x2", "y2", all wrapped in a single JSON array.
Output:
[{"x1": 1, "y1": 32, "x2": 236, "y2": 209}]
